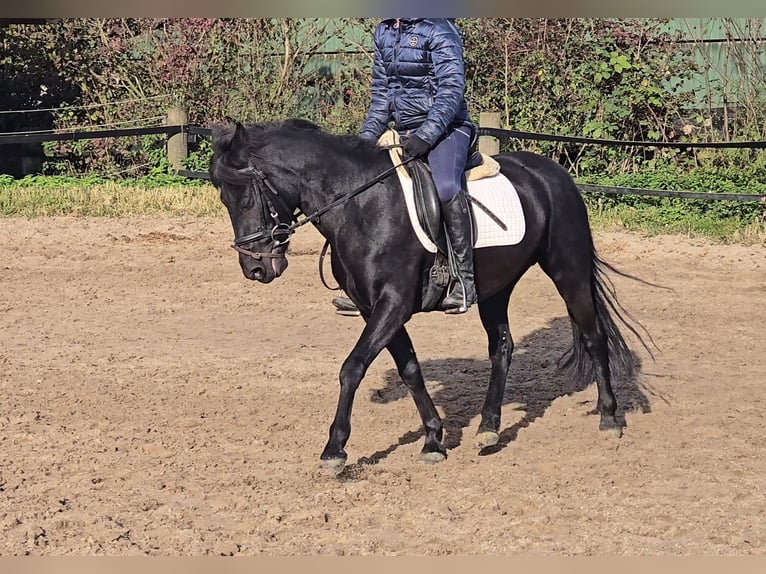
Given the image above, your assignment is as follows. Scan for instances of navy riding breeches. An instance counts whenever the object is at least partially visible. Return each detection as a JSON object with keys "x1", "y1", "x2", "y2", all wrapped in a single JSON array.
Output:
[{"x1": 418, "y1": 124, "x2": 472, "y2": 203}]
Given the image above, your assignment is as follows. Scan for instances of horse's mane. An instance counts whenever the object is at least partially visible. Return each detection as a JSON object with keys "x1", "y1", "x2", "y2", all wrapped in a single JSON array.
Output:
[
  {"x1": 210, "y1": 118, "x2": 381, "y2": 189},
  {"x1": 269, "y1": 119, "x2": 377, "y2": 158},
  {"x1": 212, "y1": 119, "x2": 377, "y2": 159}
]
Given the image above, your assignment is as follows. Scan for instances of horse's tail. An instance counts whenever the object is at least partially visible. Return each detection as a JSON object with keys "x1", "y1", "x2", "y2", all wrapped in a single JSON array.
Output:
[{"x1": 559, "y1": 249, "x2": 658, "y2": 383}]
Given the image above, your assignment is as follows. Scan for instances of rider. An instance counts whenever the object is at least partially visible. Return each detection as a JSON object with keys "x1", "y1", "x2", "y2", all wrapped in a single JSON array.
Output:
[{"x1": 332, "y1": 17, "x2": 477, "y2": 315}]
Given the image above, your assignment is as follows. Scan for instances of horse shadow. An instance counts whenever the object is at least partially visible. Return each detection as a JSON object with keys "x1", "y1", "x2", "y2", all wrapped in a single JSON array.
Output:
[{"x1": 348, "y1": 316, "x2": 655, "y2": 471}]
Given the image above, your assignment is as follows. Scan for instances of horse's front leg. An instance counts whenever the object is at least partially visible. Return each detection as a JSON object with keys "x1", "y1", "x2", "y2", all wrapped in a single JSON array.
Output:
[
  {"x1": 319, "y1": 303, "x2": 410, "y2": 472},
  {"x1": 387, "y1": 327, "x2": 446, "y2": 463}
]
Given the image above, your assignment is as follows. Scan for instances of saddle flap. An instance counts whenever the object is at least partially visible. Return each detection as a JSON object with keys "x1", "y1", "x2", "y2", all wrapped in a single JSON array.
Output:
[{"x1": 405, "y1": 159, "x2": 444, "y2": 247}]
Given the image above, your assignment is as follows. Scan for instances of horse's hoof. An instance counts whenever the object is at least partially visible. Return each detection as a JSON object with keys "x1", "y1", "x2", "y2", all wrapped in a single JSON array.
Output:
[
  {"x1": 476, "y1": 430, "x2": 499, "y2": 449},
  {"x1": 319, "y1": 457, "x2": 347, "y2": 474},
  {"x1": 599, "y1": 420, "x2": 624, "y2": 438},
  {"x1": 419, "y1": 450, "x2": 447, "y2": 464}
]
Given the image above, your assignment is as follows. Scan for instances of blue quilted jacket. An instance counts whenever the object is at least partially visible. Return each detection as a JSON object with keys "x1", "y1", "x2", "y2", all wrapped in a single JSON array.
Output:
[{"x1": 359, "y1": 18, "x2": 473, "y2": 147}]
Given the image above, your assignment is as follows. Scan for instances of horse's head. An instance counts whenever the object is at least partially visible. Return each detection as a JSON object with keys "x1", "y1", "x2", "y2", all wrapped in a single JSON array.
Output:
[{"x1": 209, "y1": 121, "x2": 292, "y2": 283}]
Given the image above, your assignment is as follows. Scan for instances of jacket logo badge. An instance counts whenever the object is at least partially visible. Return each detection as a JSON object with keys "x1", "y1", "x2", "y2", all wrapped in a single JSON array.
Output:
[{"x1": 408, "y1": 36, "x2": 418, "y2": 47}]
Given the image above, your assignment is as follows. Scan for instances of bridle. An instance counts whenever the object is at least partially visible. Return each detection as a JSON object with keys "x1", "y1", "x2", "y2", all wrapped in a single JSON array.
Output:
[
  {"x1": 230, "y1": 164, "x2": 293, "y2": 261},
  {"x1": 230, "y1": 153, "x2": 416, "y2": 263}
]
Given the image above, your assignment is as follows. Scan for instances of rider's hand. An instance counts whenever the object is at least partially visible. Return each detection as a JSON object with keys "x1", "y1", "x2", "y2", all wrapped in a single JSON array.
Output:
[{"x1": 402, "y1": 134, "x2": 431, "y2": 158}]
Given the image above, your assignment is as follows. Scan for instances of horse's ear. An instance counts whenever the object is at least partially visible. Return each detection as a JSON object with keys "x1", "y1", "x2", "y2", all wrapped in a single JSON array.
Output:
[
  {"x1": 232, "y1": 121, "x2": 250, "y2": 150},
  {"x1": 211, "y1": 120, "x2": 250, "y2": 165},
  {"x1": 211, "y1": 122, "x2": 234, "y2": 153}
]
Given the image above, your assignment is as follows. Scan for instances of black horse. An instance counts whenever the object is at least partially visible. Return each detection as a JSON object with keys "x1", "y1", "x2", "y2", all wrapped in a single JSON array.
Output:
[{"x1": 209, "y1": 118, "x2": 650, "y2": 472}]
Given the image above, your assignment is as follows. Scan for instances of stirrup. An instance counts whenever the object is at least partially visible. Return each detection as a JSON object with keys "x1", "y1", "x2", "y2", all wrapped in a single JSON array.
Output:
[
  {"x1": 444, "y1": 299, "x2": 471, "y2": 315},
  {"x1": 444, "y1": 302, "x2": 470, "y2": 315},
  {"x1": 332, "y1": 295, "x2": 361, "y2": 317},
  {"x1": 441, "y1": 279, "x2": 475, "y2": 315}
]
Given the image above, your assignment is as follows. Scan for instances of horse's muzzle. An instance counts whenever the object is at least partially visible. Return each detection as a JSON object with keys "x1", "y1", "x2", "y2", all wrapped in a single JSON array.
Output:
[{"x1": 238, "y1": 249, "x2": 288, "y2": 283}]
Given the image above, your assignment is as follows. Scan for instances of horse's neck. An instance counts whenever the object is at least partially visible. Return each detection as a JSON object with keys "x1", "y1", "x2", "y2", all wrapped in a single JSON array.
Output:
[
  {"x1": 293, "y1": 154, "x2": 392, "y2": 223},
  {"x1": 269, "y1": 144, "x2": 405, "y2": 244}
]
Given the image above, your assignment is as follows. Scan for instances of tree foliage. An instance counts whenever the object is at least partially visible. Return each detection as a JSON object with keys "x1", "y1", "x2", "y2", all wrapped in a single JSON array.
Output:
[
  {"x1": 458, "y1": 18, "x2": 701, "y2": 175},
  {"x1": 2, "y1": 18, "x2": 375, "y2": 175},
  {"x1": 2, "y1": 18, "x2": 763, "y2": 181}
]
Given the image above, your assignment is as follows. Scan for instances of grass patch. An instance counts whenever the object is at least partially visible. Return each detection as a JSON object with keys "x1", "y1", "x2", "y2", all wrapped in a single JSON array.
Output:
[
  {"x1": 584, "y1": 199, "x2": 766, "y2": 244},
  {"x1": 0, "y1": 182, "x2": 224, "y2": 217},
  {"x1": 579, "y1": 164, "x2": 766, "y2": 245},
  {"x1": 2, "y1": 178, "x2": 764, "y2": 245}
]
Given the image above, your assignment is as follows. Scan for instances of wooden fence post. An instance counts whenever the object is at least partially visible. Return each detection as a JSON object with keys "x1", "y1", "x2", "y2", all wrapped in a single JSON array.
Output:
[
  {"x1": 167, "y1": 107, "x2": 188, "y2": 172},
  {"x1": 478, "y1": 111, "x2": 501, "y2": 155}
]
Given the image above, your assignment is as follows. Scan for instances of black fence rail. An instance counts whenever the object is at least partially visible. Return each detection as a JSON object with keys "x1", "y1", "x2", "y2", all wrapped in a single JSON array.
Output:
[
  {"x1": 1, "y1": 121, "x2": 765, "y2": 203},
  {"x1": 475, "y1": 126, "x2": 766, "y2": 203},
  {"x1": 0, "y1": 125, "x2": 183, "y2": 145},
  {"x1": 478, "y1": 126, "x2": 766, "y2": 150},
  {"x1": 0, "y1": 124, "x2": 214, "y2": 145},
  {"x1": 577, "y1": 183, "x2": 765, "y2": 203}
]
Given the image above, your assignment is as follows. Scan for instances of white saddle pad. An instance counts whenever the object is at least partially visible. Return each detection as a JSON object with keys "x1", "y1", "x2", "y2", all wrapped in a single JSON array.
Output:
[
  {"x1": 378, "y1": 130, "x2": 526, "y2": 253},
  {"x1": 467, "y1": 173, "x2": 526, "y2": 249}
]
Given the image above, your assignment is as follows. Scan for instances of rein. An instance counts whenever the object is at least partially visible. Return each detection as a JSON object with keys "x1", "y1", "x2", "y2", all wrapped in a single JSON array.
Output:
[{"x1": 232, "y1": 151, "x2": 416, "y2": 261}]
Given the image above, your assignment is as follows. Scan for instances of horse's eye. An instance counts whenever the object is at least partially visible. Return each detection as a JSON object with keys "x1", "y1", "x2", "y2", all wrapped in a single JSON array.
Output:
[
  {"x1": 240, "y1": 190, "x2": 255, "y2": 210},
  {"x1": 219, "y1": 188, "x2": 233, "y2": 207}
]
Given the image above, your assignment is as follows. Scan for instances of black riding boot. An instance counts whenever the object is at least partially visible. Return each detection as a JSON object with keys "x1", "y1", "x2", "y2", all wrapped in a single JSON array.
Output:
[{"x1": 441, "y1": 190, "x2": 477, "y2": 314}]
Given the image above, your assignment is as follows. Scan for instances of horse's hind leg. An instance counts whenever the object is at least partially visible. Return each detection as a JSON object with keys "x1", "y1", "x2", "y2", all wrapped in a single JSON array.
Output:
[
  {"x1": 476, "y1": 286, "x2": 515, "y2": 448},
  {"x1": 539, "y1": 256, "x2": 621, "y2": 434},
  {"x1": 387, "y1": 327, "x2": 446, "y2": 463}
]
